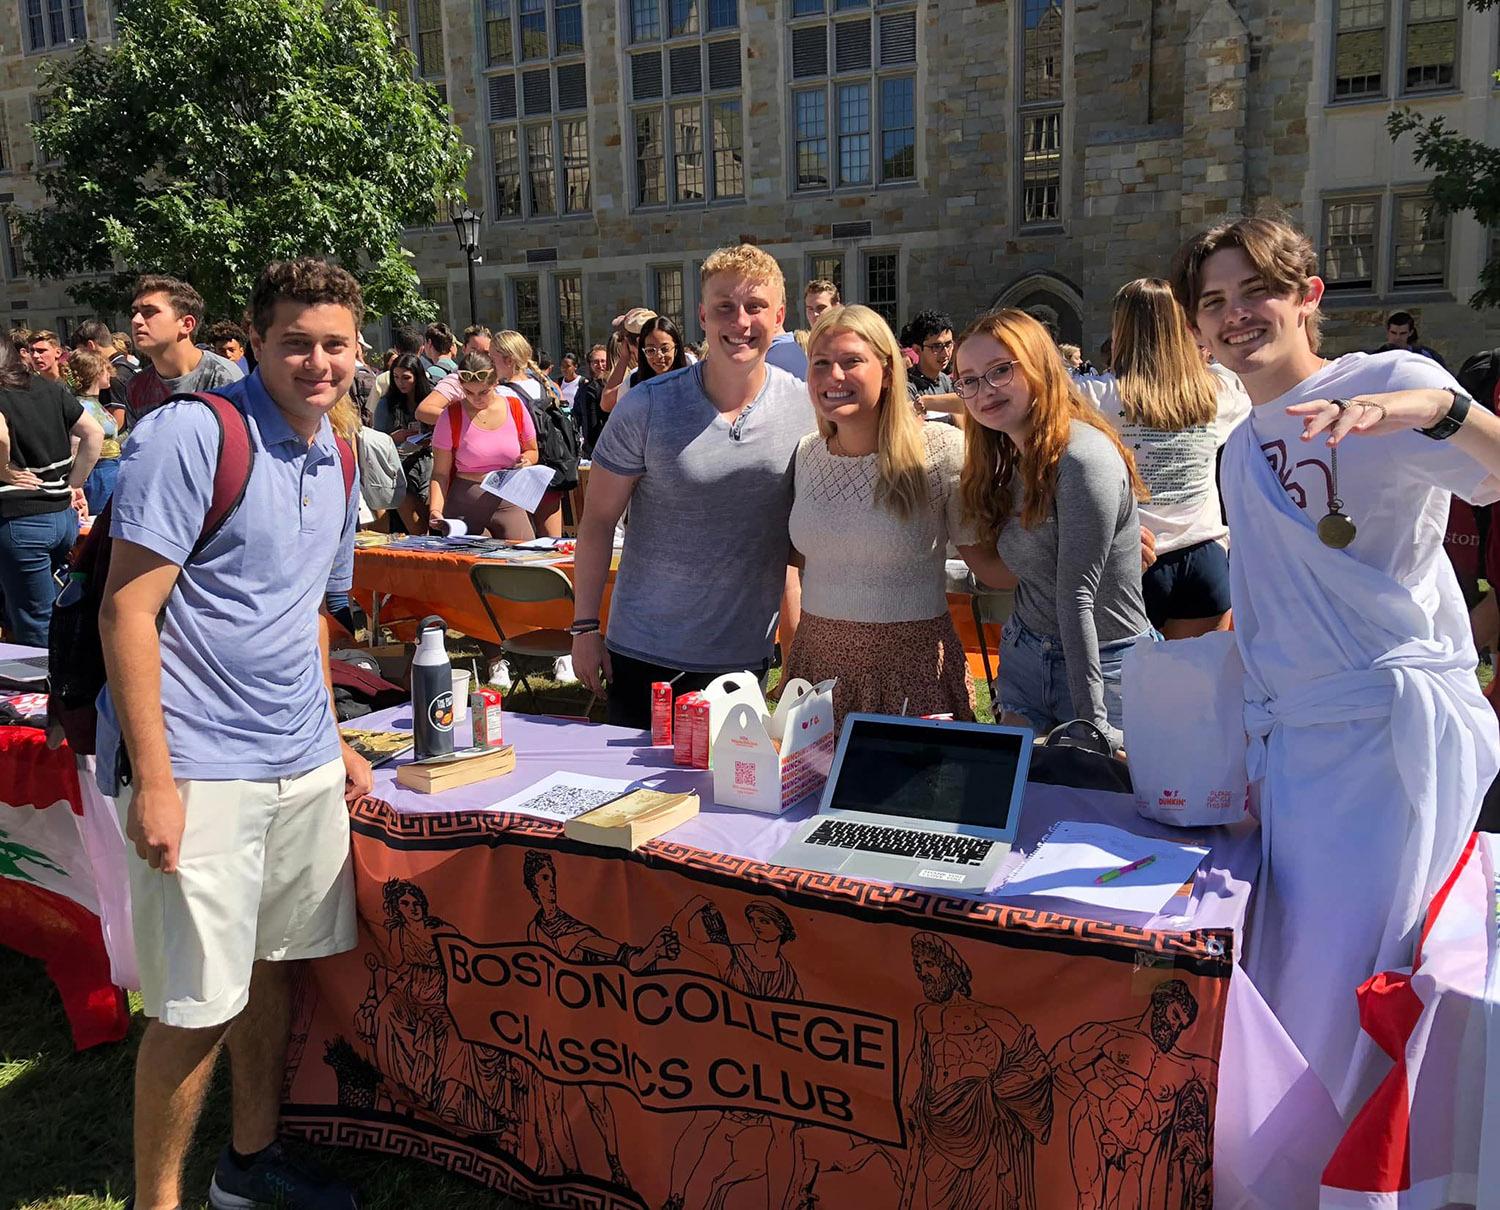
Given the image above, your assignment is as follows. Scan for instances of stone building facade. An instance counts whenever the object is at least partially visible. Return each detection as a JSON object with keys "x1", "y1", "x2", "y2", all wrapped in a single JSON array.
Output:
[{"x1": 1, "y1": 0, "x2": 1498, "y2": 366}]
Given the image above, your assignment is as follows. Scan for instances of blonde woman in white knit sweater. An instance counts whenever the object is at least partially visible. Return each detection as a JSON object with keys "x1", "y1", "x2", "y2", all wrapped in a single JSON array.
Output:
[{"x1": 784, "y1": 305, "x2": 977, "y2": 723}]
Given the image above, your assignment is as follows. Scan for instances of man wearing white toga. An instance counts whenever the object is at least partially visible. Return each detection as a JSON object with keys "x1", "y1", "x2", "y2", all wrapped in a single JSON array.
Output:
[{"x1": 1170, "y1": 215, "x2": 1500, "y2": 1115}]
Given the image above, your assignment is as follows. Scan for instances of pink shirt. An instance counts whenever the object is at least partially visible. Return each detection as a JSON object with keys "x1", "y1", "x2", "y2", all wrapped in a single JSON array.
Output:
[{"x1": 432, "y1": 390, "x2": 537, "y2": 474}]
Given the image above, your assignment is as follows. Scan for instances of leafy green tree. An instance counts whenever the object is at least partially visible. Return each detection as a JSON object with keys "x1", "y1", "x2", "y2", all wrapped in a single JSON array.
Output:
[
  {"x1": 1387, "y1": 0, "x2": 1500, "y2": 307},
  {"x1": 18, "y1": 0, "x2": 470, "y2": 323}
]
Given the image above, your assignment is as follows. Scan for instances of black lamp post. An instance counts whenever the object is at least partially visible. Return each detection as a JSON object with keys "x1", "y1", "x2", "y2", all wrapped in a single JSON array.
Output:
[{"x1": 450, "y1": 201, "x2": 483, "y2": 328}]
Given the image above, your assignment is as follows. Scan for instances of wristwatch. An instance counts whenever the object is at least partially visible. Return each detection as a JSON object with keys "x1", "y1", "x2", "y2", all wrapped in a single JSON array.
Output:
[{"x1": 1416, "y1": 388, "x2": 1472, "y2": 441}]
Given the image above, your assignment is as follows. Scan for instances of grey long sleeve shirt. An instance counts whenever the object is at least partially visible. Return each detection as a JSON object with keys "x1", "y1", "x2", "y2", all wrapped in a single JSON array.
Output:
[{"x1": 995, "y1": 420, "x2": 1151, "y2": 732}]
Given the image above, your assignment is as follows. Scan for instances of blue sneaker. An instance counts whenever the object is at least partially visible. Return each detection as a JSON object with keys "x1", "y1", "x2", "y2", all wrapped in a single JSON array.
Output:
[{"x1": 207, "y1": 1142, "x2": 357, "y2": 1209}]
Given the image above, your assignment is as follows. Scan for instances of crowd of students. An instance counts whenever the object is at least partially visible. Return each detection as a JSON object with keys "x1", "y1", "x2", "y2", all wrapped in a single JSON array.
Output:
[
  {"x1": 0, "y1": 214, "x2": 1498, "y2": 1209},
  {"x1": 571, "y1": 249, "x2": 1247, "y2": 754},
  {"x1": 568, "y1": 222, "x2": 1500, "y2": 1176}
]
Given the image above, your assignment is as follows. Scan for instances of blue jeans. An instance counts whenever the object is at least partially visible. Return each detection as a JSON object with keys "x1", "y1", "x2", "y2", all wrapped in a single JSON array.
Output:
[
  {"x1": 82, "y1": 458, "x2": 119, "y2": 515},
  {"x1": 995, "y1": 616, "x2": 1159, "y2": 743},
  {"x1": 0, "y1": 507, "x2": 79, "y2": 647}
]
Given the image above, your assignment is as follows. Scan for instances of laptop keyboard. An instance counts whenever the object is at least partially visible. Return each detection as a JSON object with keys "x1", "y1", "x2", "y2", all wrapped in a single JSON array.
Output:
[{"x1": 805, "y1": 819, "x2": 994, "y2": 866}]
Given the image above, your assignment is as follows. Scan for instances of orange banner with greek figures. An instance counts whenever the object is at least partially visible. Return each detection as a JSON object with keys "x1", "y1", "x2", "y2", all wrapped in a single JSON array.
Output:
[{"x1": 282, "y1": 798, "x2": 1232, "y2": 1210}]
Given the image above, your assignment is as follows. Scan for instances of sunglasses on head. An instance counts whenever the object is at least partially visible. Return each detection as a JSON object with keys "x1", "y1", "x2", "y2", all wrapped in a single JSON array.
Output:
[{"x1": 456, "y1": 369, "x2": 493, "y2": 383}]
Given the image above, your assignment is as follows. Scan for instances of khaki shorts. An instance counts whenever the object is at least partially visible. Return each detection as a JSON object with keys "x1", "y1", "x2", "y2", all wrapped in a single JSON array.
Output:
[{"x1": 120, "y1": 758, "x2": 356, "y2": 1029}]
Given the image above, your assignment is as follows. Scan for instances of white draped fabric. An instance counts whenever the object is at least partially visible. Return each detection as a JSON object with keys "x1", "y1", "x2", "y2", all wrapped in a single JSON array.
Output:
[{"x1": 1220, "y1": 351, "x2": 1500, "y2": 1115}]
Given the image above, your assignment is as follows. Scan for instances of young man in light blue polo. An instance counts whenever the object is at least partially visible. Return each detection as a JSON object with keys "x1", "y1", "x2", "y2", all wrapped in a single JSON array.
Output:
[{"x1": 98, "y1": 259, "x2": 373, "y2": 1210}]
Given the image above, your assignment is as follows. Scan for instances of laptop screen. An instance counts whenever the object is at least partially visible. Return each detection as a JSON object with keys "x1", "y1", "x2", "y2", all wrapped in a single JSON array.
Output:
[{"x1": 826, "y1": 717, "x2": 1027, "y2": 831}]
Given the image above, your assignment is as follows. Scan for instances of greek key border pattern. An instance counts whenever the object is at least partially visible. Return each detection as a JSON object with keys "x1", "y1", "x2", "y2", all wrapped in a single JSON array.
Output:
[
  {"x1": 352, "y1": 798, "x2": 1233, "y2": 971},
  {"x1": 282, "y1": 1110, "x2": 640, "y2": 1209}
]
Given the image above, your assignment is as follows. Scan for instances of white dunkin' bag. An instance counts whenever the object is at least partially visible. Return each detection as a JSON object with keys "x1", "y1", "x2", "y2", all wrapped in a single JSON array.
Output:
[{"x1": 1122, "y1": 631, "x2": 1249, "y2": 827}]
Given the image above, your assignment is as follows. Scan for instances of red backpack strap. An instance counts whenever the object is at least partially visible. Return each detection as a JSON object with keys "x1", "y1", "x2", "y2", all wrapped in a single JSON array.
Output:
[
  {"x1": 182, "y1": 392, "x2": 255, "y2": 558},
  {"x1": 504, "y1": 389, "x2": 528, "y2": 438},
  {"x1": 448, "y1": 403, "x2": 463, "y2": 448},
  {"x1": 333, "y1": 433, "x2": 356, "y2": 505}
]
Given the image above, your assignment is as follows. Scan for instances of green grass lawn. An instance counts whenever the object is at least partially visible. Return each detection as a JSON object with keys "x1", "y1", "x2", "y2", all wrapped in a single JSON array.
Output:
[
  {"x1": 0, "y1": 647, "x2": 994, "y2": 1208},
  {"x1": 0, "y1": 955, "x2": 520, "y2": 1210},
  {"x1": 0, "y1": 651, "x2": 565, "y2": 1209}
]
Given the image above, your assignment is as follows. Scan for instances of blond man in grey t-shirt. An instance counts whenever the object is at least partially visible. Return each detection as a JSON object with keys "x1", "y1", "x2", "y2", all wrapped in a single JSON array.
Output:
[{"x1": 572, "y1": 245, "x2": 815, "y2": 729}]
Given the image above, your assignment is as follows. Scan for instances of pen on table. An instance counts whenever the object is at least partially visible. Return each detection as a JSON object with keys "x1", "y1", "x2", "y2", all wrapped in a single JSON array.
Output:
[{"x1": 1095, "y1": 854, "x2": 1157, "y2": 885}]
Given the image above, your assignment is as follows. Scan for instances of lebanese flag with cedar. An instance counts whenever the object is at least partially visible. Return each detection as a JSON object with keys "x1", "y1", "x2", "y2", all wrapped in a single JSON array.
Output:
[{"x1": 0, "y1": 726, "x2": 128, "y2": 1049}]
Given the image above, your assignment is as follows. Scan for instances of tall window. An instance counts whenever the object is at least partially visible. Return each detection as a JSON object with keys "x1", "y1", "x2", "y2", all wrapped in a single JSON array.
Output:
[
  {"x1": 1321, "y1": 196, "x2": 1380, "y2": 291},
  {"x1": 30, "y1": 94, "x2": 60, "y2": 167},
  {"x1": 484, "y1": 0, "x2": 591, "y2": 219},
  {"x1": 420, "y1": 282, "x2": 449, "y2": 325},
  {"x1": 1403, "y1": 0, "x2": 1457, "y2": 93},
  {"x1": 512, "y1": 276, "x2": 542, "y2": 351},
  {"x1": 1333, "y1": 0, "x2": 1386, "y2": 98},
  {"x1": 1018, "y1": 0, "x2": 1065, "y2": 226},
  {"x1": 863, "y1": 250, "x2": 897, "y2": 325},
  {"x1": 2, "y1": 213, "x2": 26, "y2": 280},
  {"x1": 1391, "y1": 196, "x2": 1447, "y2": 287},
  {"x1": 788, "y1": 1, "x2": 917, "y2": 193},
  {"x1": 808, "y1": 253, "x2": 844, "y2": 295},
  {"x1": 21, "y1": 0, "x2": 86, "y2": 53},
  {"x1": 630, "y1": 0, "x2": 744, "y2": 206},
  {"x1": 381, "y1": 0, "x2": 447, "y2": 99},
  {"x1": 556, "y1": 273, "x2": 585, "y2": 358},
  {"x1": 652, "y1": 266, "x2": 685, "y2": 326}
]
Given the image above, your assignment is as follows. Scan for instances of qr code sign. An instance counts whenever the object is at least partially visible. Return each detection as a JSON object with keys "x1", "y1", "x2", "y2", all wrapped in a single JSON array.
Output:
[
  {"x1": 734, "y1": 760, "x2": 756, "y2": 789},
  {"x1": 526, "y1": 786, "x2": 622, "y2": 822}
]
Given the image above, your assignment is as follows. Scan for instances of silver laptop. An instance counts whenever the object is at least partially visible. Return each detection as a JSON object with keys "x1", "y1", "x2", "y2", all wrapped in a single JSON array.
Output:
[
  {"x1": 0, "y1": 655, "x2": 48, "y2": 686},
  {"x1": 772, "y1": 713, "x2": 1033, "y2": 892}
]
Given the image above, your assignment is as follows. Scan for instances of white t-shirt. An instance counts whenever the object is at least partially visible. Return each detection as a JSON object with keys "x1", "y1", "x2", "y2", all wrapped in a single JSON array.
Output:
[
  {"x1": 510, "y1": 377, "x2": 543, "y2": 403},
  {"x1": 558, "y1": 375, "x2": 581, "y2": 405},
  {"x1": 1076, "y1": 368, "x2": 1249, "y2": 554},
  {"x1": 1208, "y1": 362, "x2": 1252, "y2": 443},
  {"x1": 1246, "y1": 350, "x2": 1500, "y2": 657}
]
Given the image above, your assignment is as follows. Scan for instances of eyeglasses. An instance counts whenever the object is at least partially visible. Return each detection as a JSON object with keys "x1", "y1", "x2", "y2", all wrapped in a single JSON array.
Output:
[
  {"x1": 456, "y1": 369, "x2": 494, "y2": 383},
  {"x1": 952, "y1": 361, "x2": 1018, "y2": 399},
  {"x1": 922, "y1": 340, "x2": 955, "y2": 353},
  {"x1": 643, "y1": 345, "x2": 675, "y2": 360}
]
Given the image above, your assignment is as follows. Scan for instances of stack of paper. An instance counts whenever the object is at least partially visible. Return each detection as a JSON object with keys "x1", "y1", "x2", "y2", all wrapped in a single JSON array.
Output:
[
  {"x1": 995, "y1": 821, "x2": 1209, "y2": 915},
  {"x1": 483, "y1": 772, "x2": 637, "y2": 823},
  {"x1": 480, "y1": 465, "x2": 557, "y2": 513}
]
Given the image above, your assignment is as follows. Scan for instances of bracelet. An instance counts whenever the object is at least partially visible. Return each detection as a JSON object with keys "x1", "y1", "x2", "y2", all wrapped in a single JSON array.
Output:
[{"x1": 568, "y1": 620, "x2": 600, "y2": 636}]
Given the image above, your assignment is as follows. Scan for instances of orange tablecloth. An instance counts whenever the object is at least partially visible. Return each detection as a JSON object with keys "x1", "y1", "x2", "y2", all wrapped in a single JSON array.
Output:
[
  {"x1": 353, "y1": 543, "x2": 1000, "y2": 676},
  {"x1": 351, "y1": 543, "x2": 613, "y2": 643}
]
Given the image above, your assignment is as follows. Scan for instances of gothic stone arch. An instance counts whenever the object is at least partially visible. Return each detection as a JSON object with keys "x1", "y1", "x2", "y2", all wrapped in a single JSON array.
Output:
[{"x1": 990, "y1": 273, "x2": 1086, "y2": 347}]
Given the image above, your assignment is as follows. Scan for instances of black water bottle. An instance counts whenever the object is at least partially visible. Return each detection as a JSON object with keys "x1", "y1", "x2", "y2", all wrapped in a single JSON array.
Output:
[{"x1": 410, "y1": 616, "x2": 455, "y2": 760}]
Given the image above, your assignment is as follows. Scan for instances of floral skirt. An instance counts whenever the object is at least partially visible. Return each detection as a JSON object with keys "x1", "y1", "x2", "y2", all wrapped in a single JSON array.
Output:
[{"x1": 782, "y1": 610, "x2": 974, "y2": 727}]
